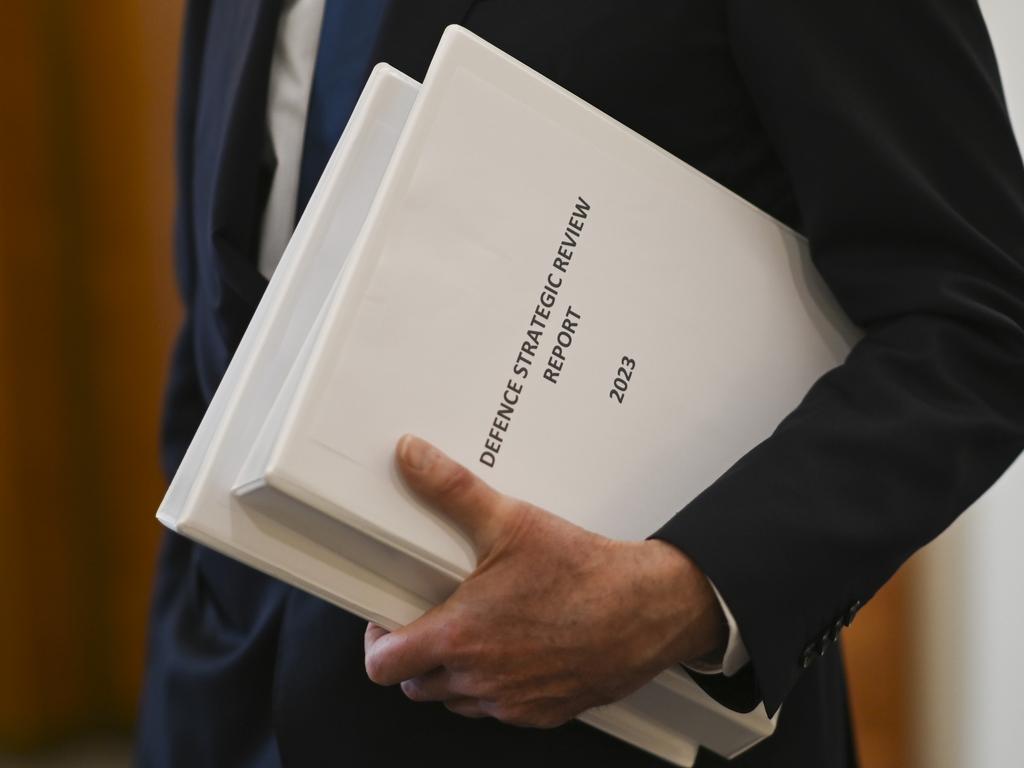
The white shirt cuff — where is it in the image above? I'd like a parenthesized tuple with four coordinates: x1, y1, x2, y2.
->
(683, 579, 750, 677)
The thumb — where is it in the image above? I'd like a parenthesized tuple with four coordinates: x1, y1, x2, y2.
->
(395, 434, 509, 554)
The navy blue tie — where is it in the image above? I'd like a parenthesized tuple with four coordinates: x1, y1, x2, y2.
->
(295, 0, 392, 222)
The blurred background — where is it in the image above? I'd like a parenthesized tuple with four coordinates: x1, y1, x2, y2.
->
(0, 2, 1020, 766)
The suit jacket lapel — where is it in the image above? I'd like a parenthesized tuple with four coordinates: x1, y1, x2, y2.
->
(193, 0, 280, 316)
(192, 0, 479, 323)
(371, 0, 481, 81)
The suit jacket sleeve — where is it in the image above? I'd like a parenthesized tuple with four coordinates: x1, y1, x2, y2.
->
(653, 0, 1024, 716)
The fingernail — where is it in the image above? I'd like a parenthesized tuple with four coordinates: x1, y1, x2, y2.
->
(399, 434, 434, 471)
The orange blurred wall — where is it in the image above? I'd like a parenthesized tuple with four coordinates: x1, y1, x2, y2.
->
(0, 1, 184, 748)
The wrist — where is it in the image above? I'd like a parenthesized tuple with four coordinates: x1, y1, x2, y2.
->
(641, 540, 728, 666)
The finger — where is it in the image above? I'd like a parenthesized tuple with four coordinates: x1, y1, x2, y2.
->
(364, 622, 389, 656)
(395, 434, 509, 553)
(444, 698, 488, 719)
(364, 606, 451, 686)
(400, 667, 462, 703)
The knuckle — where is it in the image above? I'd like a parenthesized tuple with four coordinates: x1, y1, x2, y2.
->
(466, 674, 496, 700)
(436, 619, 469, 659)
(364, 652, 386, 685)
(436, 462, 475, 502)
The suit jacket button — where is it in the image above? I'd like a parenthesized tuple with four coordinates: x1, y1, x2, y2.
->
(800, 646, 816, 668)
(829, 617, 844, 643)
(845, 600, 863, 626)
(816, 631, 830, 656)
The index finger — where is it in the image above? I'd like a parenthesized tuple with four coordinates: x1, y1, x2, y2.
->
(364, 607, 451, 686)
(364, 622, 389, 656)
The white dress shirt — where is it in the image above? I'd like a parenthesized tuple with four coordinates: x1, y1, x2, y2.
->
(258, 0, 326, 278)
(258, 0, 750, 678)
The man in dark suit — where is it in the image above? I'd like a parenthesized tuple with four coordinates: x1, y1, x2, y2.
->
(138, 1, 1024, 765)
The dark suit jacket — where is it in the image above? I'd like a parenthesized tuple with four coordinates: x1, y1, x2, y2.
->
(137, 1, 1024, 765)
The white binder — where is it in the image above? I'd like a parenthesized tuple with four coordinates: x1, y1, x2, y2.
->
(159, 26, 860, 766)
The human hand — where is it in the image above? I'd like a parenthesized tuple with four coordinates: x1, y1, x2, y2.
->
(364, 434, 726, 728)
